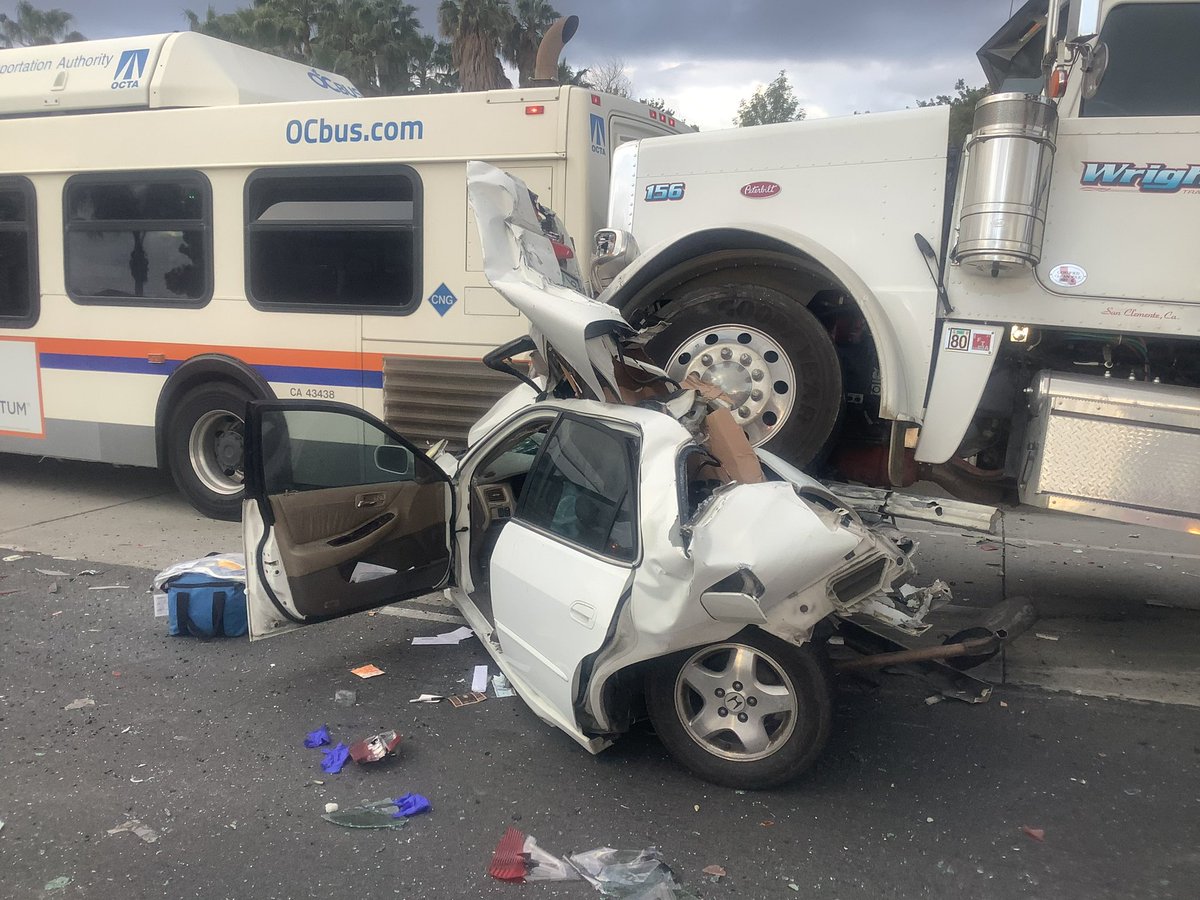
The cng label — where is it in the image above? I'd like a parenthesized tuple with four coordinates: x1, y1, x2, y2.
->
(427, 283, 458, 317)
(112, 48, 149, 90)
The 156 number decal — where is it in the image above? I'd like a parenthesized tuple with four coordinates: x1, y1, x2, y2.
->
(644, 182, 685, 202)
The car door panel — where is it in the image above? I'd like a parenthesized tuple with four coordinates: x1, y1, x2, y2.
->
(486, 413, 639, 732)
(243, 401, 452, 640)
(491, 522, 632, 718)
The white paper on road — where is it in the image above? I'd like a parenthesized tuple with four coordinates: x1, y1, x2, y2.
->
(471, 665, 489, 692)
(153, 594, 168, 618)
(411, 625, 475, 646)
(350, 562, 398, 583)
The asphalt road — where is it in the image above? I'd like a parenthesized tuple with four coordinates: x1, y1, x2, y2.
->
(2, 455, 1200, 898)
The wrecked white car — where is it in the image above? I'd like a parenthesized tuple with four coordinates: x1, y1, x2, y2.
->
(241, 163, 1020, 789)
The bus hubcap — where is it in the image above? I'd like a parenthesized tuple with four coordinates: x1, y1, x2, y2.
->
(189, 409, 245, 496)
(665, 324, 796, 446)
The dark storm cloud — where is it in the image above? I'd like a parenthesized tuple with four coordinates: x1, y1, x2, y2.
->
(5, 1, 1009, 67)
(562, 0, 1009, 68)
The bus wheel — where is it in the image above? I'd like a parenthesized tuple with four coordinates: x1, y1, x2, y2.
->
(647, 282, 842, 468)
(166, 383, 252, 521)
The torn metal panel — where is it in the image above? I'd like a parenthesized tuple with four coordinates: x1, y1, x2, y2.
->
(466, 161, 633, 402)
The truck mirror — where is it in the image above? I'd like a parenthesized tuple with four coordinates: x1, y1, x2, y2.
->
(1081, 41, 1109, 99)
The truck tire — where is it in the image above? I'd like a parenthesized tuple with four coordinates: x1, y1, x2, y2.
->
(165, 382, 252, 521)
(645, 630, 833, 789)
(646, 283, 842, 468)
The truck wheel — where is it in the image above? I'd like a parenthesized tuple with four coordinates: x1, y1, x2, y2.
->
(166, 383, 252, 521)
(647, 283, 841, 468)
(645, 630, 833, 789)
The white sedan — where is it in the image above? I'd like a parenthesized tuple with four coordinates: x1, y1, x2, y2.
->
(240, 164, 962, 789)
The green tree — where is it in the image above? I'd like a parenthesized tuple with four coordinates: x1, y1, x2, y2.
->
(409, 33, 459, 93)
(917, 78, 990, 148)
(437, 0, 514, 92)
(735, 70, 804, 127)
(557, 59, 589, 86)
(506, 0, 558, 87)
(0, 0, 85, 48)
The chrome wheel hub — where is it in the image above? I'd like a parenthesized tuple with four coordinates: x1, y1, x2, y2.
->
(189, 409, 245, 496)
(665, 324, 796, 446)
(674, 642, 798, 762)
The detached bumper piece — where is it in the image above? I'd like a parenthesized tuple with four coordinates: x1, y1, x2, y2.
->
(833, 596, 1037, 703)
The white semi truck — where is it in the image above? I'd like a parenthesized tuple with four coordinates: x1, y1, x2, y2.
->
(590, 0, 1200, 534)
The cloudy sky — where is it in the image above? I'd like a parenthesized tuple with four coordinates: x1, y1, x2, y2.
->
(0, 1, 1019, 129)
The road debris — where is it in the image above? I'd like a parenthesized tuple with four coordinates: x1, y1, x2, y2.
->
(1021, 825, 1045, 842)
(1034, 633, 1060, 641)
(3, 554, 26, 562)
(449, 691, 487, 708)
(350, 663, 385, 679)
(48, 581, 58, 594)
(393, 792, 431, 818)
(89, 585, 130, 591)
(321, 799, 410, 829)
(107, 819, 160, 844)
(34, 568, 70, 577)
(303, 726, 331, 748)
(64, 698, 95, 711)
(43, 877, 72, 891)
(411, 625, 475, 645)
(409, 693, 444, 704)
(569, 846, 691, 896)
(703, 864, 727, 881)
(324, 802, 339, 814)
(348, 729, 402, 764)
(77, 569, 100, 576)
(924, 694, 943, 706)
(471, 664, 489, 692)
(492, 674, 515, 698)
(321, 743, 350, 774)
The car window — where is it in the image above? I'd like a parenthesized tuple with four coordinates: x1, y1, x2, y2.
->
(260, 407, 435, 493)
(517, 416, 638, 561)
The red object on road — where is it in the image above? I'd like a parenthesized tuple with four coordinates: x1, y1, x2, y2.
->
(488, 826, 528, 881)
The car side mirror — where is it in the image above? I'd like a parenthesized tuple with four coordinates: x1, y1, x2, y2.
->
(590, 228, 638, 293)
(375, 444, 414, 478)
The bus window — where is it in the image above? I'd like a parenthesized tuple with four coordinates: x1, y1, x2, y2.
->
(0, 177, 37, 326)
(245, 165, 421, 314)
(64, 171, 211, 305)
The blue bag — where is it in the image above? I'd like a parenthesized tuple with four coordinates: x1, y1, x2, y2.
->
(166, 571, 248, 638)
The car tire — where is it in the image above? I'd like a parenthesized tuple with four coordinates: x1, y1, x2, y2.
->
(645, 283, 842, 468)
(165, 382, 253, 521)
(645, 629, 833, 789)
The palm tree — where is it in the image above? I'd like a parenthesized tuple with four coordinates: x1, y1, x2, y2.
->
(409, 34, 459, 94)
(506, 0, 558, 88)
(437, 0, 514, 92)
(0, 1, 85, 48)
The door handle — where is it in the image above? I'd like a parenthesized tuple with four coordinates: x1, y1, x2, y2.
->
(356, 492, 386, 508)
(569, 602, 596, 628)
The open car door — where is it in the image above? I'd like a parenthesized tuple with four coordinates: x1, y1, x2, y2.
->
(241, 400, 453, 641)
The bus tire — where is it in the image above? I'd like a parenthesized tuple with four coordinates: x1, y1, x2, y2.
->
(166, 382, 253, 521)
(646, 282, 842, 468)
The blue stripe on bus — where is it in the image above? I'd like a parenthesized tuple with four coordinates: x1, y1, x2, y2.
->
(39, 354, 384, 389)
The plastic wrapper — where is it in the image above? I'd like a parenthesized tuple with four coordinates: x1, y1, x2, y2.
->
(566, 848, 696, 898)
(523, 836, 579, 882)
